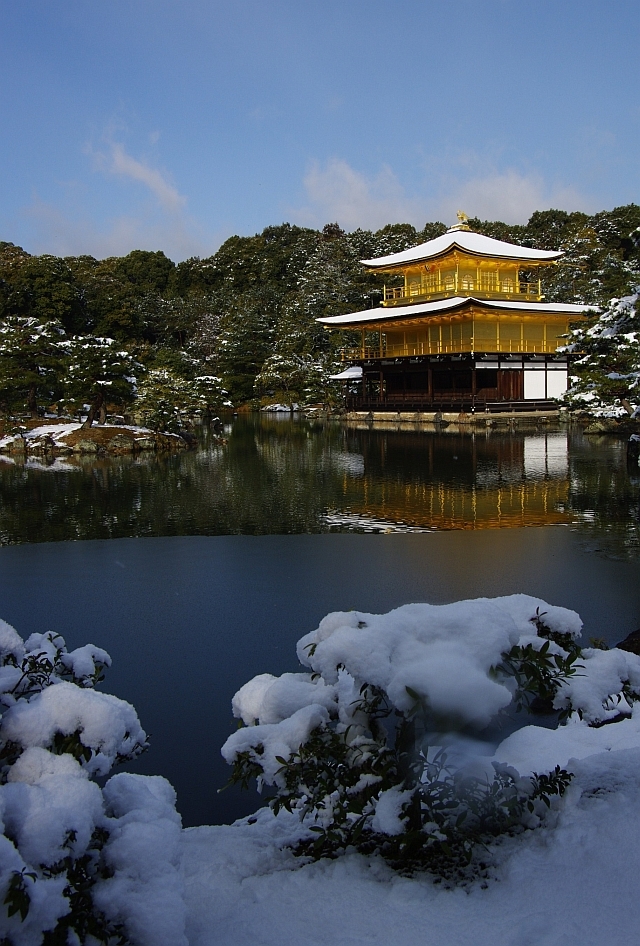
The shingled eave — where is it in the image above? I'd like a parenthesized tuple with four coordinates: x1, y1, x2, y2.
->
(317, 297, 595, 328)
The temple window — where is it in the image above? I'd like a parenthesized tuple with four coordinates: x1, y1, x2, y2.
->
(461, 274, 474, 291)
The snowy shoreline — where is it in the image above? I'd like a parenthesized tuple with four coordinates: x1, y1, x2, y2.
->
(0, 421, 189, 460)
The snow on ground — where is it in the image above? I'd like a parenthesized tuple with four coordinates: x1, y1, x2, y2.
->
(182, 744, 640, 946)
(0, 422, 157, 450)
(0, 423, 81, 449)
(260, 404, 299, 412)
(3, 599, 640, 944)
(182, 747, 640, 946)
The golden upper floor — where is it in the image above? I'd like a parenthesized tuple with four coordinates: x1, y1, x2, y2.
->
(381, 256, 544, 305)
(360, 219, 562, 307)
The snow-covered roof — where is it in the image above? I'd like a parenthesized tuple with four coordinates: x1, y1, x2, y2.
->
(329, 366, 363, 380)
(318, 297, 593, 327)
(361, 228, 563, 269)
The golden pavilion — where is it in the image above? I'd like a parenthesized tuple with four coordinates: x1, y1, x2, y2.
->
(320, 214, 591, 411)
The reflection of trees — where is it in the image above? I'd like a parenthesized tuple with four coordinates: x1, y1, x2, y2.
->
(0, 421, 348, 543)
(0, 419, 637, 548)
(566, 432, 640, 557)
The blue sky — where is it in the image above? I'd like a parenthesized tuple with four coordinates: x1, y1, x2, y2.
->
(1, 0, 638, 260)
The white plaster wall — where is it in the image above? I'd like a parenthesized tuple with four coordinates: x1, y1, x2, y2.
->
(546, 369, 568, 399)
(524, 369, 546, 399)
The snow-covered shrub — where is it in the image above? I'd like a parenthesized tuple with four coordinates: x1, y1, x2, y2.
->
(0, 619, 187, 946)
(223, 595, 640, 878)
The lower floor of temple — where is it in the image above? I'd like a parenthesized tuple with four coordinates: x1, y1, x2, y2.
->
(345, 353, 569, 413)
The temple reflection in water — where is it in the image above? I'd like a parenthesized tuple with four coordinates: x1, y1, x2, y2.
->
(322, 427, 570, 531)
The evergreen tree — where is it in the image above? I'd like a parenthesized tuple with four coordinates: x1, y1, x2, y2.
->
(215, 291, 277, 404)
(0, 250, 85, 334)
(0, 316, 67, 415)
(61, 336, 139, 427)
(562, 292, 640, 416)
(134, 366, 230, 432)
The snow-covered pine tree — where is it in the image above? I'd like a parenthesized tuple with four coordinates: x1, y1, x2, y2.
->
(0, 316, 67, 416)
(61, 336, 139, 427)
(562, 292, 640, 417)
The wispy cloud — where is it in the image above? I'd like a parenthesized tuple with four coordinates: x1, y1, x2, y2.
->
(291, 159, 419, 231)
(86, 138, 185, 213)
(291, 157, 595, 232)
(17, 131, 228, 261)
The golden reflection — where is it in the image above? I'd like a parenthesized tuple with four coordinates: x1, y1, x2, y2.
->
(329, 479, 569, 531)
(325, 430, 571, 531)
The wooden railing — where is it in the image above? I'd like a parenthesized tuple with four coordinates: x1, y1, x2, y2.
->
(341, 338, 560, 360)
(382, 280, 542, 306)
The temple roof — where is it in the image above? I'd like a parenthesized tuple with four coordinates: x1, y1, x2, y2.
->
(318, 297, 592, 327)
(360, 228, 563, 269)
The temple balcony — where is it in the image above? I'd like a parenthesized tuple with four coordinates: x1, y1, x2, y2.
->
(382, 278, 542, 306)
(340, 337, 562, 361)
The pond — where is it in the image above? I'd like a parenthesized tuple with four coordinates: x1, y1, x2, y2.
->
(0, 415, 639, 826)
(0, 414, 639, 549)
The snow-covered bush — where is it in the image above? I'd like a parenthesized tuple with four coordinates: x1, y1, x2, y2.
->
(223, 595, 640, 878)
(0, 619, 187, 946)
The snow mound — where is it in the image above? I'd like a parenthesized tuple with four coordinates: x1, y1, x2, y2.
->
(232, 672, 337, 725)
(295, 595, 581, 727)
(222, 704, 331, 784)
(2, 681, 147, 777)
(0, 617, 186, 946)
(95, 774, 187, 946)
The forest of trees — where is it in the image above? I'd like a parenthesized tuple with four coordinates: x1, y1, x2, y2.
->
(1, 205, 639, 426)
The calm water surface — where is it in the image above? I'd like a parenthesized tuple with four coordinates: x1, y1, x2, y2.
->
(0, 414, 638, 551)
(0, 416, 639, 826)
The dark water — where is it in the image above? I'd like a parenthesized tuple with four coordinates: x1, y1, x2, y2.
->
(0, 416, 639, 827)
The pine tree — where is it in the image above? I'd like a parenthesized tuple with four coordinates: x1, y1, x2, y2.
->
(562, 292, 640, 416)
(0, 316, 67, 415)
(61, 336, 139, 427)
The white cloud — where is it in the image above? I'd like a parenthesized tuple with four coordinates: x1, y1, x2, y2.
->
(291, 159, 420, 231)
(291, 158, 595, 232)
(433, 170, 593, 225)
(87, 139, 185, 213)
